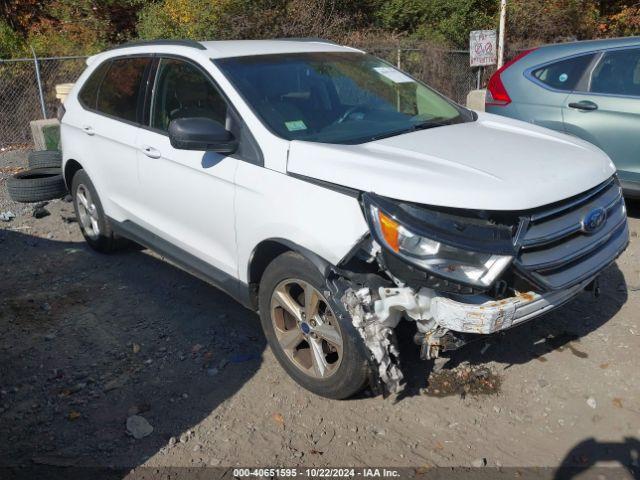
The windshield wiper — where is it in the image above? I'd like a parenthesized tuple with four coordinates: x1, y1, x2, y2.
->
(411, 117, 456, 130)
(368, 119, 452, 142)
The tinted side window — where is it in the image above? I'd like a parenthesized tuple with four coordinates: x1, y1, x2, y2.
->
(532, 54, 594, 91)
(590, 48, 640, 96)
(151, 58, 227, 132)
(96, 57, 151, 122)
(78, 61, 110, 109)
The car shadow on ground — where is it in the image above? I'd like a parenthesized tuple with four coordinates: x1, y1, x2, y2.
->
(0, 229, 266, 470)
(554, 436, 640, 479)
(396, 262, 628, 397)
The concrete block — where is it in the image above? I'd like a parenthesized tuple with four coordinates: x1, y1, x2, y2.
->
(466, 89, 486, 112)
(30, 118, 60, 151)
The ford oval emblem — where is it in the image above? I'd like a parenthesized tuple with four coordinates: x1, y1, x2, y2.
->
(581, 207, 607, 234)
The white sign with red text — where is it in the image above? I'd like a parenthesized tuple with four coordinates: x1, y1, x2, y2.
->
(470, 30, 497, 67)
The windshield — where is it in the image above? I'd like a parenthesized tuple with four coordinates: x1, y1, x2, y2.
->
(214, 52, 471, 144)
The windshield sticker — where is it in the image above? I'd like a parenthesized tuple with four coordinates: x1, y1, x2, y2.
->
(285, 120, 307, 131)
(558, 73, 568, 83)
(374, 67, 414, 84)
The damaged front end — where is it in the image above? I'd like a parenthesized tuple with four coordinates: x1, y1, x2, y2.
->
(329, 178, 629, 396)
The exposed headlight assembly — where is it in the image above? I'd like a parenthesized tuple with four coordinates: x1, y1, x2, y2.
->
(363, 193, 515, 290)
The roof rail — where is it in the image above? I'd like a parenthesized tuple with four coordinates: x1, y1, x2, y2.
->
(273, 37, 338, 45)
(107, 39, 206, 51)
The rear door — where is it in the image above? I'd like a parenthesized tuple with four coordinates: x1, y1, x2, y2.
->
(563, 47, 640, 186)
(76, 56, 153, 219)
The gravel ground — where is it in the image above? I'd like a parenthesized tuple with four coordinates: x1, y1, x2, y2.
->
(1, 150, 639, 477)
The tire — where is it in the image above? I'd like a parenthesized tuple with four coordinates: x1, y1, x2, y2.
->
(259, 251, 371, 399)
(6, 168, 67, 203)
(28, 150, 62, 169)
(70, 169, 121, 253)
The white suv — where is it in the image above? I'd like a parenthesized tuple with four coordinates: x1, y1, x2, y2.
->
(60, 39, 629, 399)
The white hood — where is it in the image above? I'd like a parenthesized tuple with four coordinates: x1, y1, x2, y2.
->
(286, 112, 616, 211)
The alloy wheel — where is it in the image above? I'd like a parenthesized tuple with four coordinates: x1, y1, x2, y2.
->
(75, 184, 100, 240)
(270, 279, 343, 379)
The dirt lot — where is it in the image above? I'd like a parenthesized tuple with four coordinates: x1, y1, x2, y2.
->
(1, 150, 639, 477)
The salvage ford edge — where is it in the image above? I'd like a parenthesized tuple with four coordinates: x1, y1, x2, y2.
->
(59, 39, 629, 399)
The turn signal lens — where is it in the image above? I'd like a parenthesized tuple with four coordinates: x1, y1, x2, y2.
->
(378, 210, 400, 252)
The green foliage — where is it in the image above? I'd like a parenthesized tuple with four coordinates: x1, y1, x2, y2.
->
(137, 0, 272, 40)
(601, 5, 640, 37)
(376, 0, 498, 47)
(0, 20, 26, 58)
(137, 0, 370, 41)
(2, 0, 640, 57)
(508, 0, 599, 45)
(1, 0, 142, 56)
(28, 0, 144, 54)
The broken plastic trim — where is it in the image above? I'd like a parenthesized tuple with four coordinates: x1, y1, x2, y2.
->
(341, 287, 404, 397)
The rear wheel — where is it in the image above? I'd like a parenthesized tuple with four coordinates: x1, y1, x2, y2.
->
(71, 169, 121, 253)
(259, 252, 370, 399)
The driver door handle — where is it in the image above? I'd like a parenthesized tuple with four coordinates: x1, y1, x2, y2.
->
(568, 100, 598, 111)
(141, 145, 161, 159)
(82, 125, 94, 135)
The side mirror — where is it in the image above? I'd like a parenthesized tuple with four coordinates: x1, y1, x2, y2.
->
(168, 117, 238, 154)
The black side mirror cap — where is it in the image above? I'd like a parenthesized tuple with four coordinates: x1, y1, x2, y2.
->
(168, 117, 238, 154)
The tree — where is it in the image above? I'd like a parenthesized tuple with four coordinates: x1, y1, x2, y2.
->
(137, 0, 271, 40)
(137, 0, 372, 41)
(0, 0, 143, 55)
(599, 4, 640, 37)
(0, 19, 26, 57)
(0, 0, 48, 35)
(3, 0, 640, 57)
(375, 0, 498, 47)
(507, 0, 599, 49)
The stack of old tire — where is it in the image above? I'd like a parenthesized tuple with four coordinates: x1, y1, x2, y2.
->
(6, 150, 67, 203)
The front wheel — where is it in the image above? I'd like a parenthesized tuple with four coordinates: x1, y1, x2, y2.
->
(259, 252, 371, 399)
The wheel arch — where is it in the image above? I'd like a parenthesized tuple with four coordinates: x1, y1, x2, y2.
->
(247, 238, 333, 309)
(63, 159, 84, 191)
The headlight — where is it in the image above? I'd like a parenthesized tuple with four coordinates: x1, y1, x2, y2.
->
(368, 204, 513, 288)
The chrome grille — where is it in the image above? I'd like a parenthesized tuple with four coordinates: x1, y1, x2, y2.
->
(515, 177, 629, 290)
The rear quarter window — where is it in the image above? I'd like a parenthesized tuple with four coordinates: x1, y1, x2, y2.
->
(78, 61, 110, 109)
(531, 54, 595, 91)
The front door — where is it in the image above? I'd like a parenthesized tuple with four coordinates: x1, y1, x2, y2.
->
(135, 57, 238, 279)
(563, 47, 640, 189)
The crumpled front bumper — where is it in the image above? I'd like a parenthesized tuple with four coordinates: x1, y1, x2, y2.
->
(428, 278, 592, 334)
(341, 274, 594, 396)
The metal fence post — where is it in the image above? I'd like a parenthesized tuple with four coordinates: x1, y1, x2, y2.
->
(30, 46, 47, 119)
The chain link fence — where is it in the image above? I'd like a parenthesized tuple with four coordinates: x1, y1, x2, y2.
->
(0, 46, 492, 150)
(0, 55, 87, 149)
(362, 44, 495, 104)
